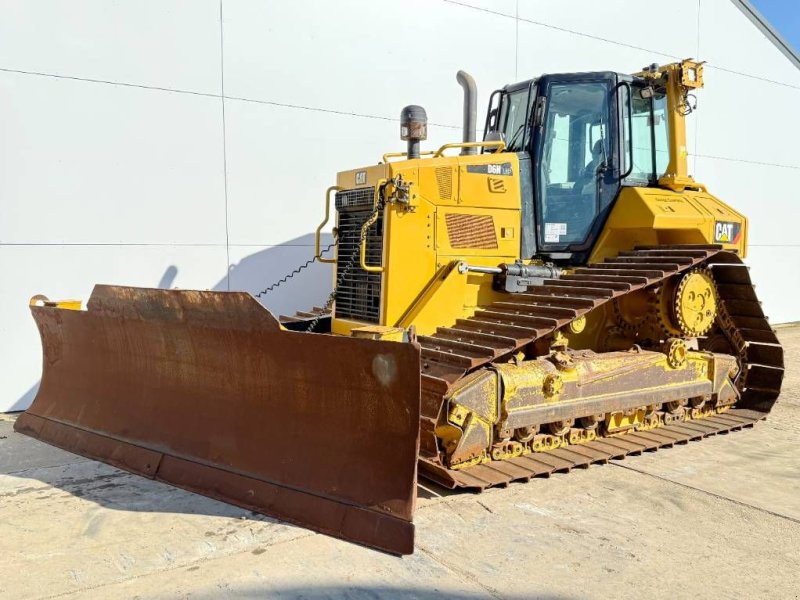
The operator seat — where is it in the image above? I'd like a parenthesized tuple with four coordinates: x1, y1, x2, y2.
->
(570, 138, 604, 242)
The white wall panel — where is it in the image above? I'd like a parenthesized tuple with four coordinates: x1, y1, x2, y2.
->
(221, 0, 516, 126)
(516, 19, 664, 80)
(697, 66, 800, 168)
(0, 72, 227, 245)
(694, 154, 798, 323)
(699, 0, 800, 86)
(223, 98, 457, 247)
(227, 240, 334, 319)
(0, 0, 221, 94)
(745, 246, 800, 325)
(519, 0, 700, 61)
(0, 244, 228, 411)
(445, 0, 516, 18)
(694, 156, 798, 246)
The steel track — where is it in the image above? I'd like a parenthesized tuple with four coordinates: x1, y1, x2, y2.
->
(419, 408, 766, 489)
(415, 245, 785, 489)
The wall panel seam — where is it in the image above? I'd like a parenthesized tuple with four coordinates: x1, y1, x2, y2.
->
(0, 243, 231, 247)
(0, 67, 461, 129)
(220, 0, 231, 290)
(443, 0, 800, 91)
(692, 154, 800, 170)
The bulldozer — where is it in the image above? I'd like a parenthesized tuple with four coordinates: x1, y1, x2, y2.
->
(16, 59, 784, 555)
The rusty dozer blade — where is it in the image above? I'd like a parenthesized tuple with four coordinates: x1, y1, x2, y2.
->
(15, 285, 421, 555)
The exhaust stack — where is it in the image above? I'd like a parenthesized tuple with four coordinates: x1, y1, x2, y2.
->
(456, 70, 477, 155)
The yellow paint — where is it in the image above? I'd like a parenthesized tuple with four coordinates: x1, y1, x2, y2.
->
(674, 270, 718, 335)
(314, 186, 342, 264)
(359, 180, 387, 273)
(588, 186, 748, 263)
(432, 140, 505, 157)
(437, 347, 732, 466)
(605, 408, 646, 434)
(29, 295, 81, 310)
(568, 316, 587, 334)
(332, 152, 521, 335)
(636, 59, 705, 191)
(324, 60, 745, 339)
(392, 261, 470, 333)
(350, 325, 405, 341)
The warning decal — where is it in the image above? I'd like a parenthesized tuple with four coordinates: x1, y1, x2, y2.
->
(544, 222, 567, 243)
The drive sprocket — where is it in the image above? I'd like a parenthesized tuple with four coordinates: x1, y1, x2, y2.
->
(672, 268, 718, 336)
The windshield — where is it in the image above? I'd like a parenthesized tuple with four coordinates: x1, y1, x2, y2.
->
(537, 81, 610, 246)
(499, 88, 532, 151)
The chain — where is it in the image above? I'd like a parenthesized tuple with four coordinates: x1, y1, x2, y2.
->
(306, 194, 385, 332)
(254, 243, 335, 298)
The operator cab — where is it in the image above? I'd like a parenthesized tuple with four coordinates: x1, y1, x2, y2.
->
(485, 71, 671, 264)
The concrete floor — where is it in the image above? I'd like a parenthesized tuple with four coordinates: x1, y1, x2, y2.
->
(1, 328, 798, 599)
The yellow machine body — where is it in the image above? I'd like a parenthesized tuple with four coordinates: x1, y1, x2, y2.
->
(333, 152, 523, 336)
(330, 122, 746, 336)
(588, 185, 747, 263)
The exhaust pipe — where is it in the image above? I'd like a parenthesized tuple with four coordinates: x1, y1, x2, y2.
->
(456, 70, 477, 155)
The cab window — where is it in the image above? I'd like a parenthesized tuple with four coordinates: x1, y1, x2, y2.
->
(538, 81, 610, 246)
(623, 85, 670, 182)
(499, 88, 533, 151)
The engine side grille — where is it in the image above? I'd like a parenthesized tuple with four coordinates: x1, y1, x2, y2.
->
(435, 167, 453, 200)
(335, 187, 375, 210)
(445, 213, 498, 249)
(334, 207, 384, 323)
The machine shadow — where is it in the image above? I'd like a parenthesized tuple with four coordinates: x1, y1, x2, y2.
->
(2, 420, 295, 522)
(192, 586, 570, 599)
(214, 232, 336, 319)
(8, 382, 39, 412)
(9, 233, 334, 412)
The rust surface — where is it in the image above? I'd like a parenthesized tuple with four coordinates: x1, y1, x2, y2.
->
(16, 285, 422, 555)
(419, 408, 766, 490)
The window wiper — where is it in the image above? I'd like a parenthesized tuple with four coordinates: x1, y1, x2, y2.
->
(506, 122, 527, 150)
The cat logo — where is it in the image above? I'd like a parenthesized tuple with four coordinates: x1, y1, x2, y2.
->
(714, 221, 742, 244)
(355, 170, 367, 186)
(488, 177, 506, 193)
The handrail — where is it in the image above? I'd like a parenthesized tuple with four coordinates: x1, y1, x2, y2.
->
(618, 81, 634, 179)
(359, 179, 387, 273)
(382, 150, 435, 163)
(315, 185, 342, 264)
(432, 140, 505, 158)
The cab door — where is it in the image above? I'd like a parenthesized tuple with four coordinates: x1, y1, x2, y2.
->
(530, 73, 621, 261)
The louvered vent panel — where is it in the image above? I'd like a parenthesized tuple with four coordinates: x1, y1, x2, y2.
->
(435, 167, 453, 200)
(445, 214, 498, 249)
